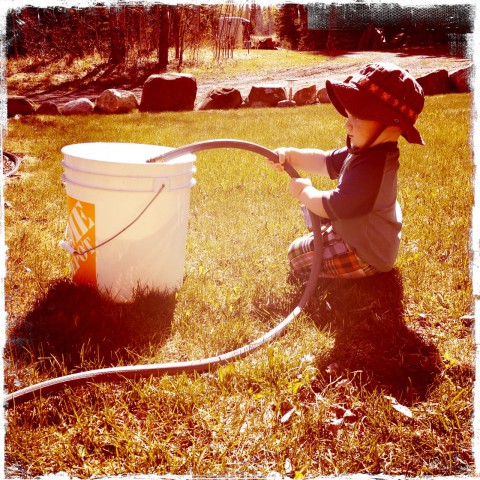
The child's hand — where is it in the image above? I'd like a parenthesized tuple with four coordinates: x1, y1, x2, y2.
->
(289, 177, 313, 200)
(270, 147, 291, 172)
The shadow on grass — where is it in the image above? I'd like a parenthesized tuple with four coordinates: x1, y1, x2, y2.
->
(7, 278, 177, 372)
(24, 61, 160, 97)
(305, 268, 442, 403)
(6, 270, 441, 404)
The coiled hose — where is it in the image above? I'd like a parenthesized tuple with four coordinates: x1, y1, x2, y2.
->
(5, 139, 324, 409)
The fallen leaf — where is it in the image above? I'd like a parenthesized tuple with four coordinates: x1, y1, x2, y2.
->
(384, 395, 413, 418)
(280, 408, 296, 424)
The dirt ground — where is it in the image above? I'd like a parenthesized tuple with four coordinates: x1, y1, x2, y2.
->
(22, 50, 472, 109)
(195, 50, 472, 106)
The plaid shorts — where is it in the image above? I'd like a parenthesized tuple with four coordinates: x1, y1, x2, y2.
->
(287, 225, 378, 279)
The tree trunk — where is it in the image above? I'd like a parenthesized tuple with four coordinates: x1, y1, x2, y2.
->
(157, 4, 169, 70)
(172, 6, 181, 60)
(109, 6, 126, 64)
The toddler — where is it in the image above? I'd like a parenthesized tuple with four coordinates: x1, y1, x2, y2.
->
(271, 63, 425, 279)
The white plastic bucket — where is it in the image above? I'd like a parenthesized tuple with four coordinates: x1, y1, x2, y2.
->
(61, 142, 196, 302)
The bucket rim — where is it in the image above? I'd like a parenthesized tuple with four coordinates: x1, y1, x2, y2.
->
(61, 142, 196, 165)
(61, 159, 196, 178)
(62, 173, 196, 193)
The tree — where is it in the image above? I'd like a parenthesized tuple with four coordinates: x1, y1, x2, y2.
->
(157, 4, 169, 70)
(275, 4, 302, 49)
(109, 6, 126, 64)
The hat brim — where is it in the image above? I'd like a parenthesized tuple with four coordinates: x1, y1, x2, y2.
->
(326, 79, 424, 145)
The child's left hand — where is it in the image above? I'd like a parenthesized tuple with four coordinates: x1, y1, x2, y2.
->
(289, 177, 312, 200)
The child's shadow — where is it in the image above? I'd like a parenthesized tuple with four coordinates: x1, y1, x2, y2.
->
(305, 269, 442, 403)
(6, 279, 176, 374)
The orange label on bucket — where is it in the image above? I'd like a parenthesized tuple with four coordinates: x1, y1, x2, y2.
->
(67, 196, 96, 286)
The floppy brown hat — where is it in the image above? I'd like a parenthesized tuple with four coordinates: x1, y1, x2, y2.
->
(326, 63, 425, 145)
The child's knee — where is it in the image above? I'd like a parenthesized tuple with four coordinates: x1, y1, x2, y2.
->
(287, 233, 315, 271)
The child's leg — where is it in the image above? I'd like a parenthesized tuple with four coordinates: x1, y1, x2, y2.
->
(287, 226, 378, 279)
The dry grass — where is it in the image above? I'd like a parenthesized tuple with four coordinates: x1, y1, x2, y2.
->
(6, 48, 330, 97)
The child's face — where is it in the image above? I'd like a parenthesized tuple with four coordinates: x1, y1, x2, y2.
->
(344, 110, 385, 150)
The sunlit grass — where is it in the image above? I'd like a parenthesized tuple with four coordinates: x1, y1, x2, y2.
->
(181, 49, 331, 81)
(3, 94, 474, 477)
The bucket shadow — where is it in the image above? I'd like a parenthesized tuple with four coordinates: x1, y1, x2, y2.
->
(302, 269, 442, 403)
(6, 278, 177, 372)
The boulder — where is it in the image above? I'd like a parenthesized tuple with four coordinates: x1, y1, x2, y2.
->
(8, 95, 36, 117)
(140, 73, 197, 112)
(36, 101, 60, 115)
(449, 65, 472, 93)
(416, 69, 451, 95)
(247, 85, 287, 107)
(277, 100, 297, 108)
(198, 87, 243, 110)
(62, 98, 95, 115)
(95, 89, 138, 114)
(293, 85, 317, 106)
(317, 87, 331, 104)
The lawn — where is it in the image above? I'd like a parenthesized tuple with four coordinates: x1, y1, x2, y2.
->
(3, 94, 474, 478)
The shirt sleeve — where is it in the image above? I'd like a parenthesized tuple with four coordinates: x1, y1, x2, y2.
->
(325, 147, 349, 179)
(322, 150, 386, 220)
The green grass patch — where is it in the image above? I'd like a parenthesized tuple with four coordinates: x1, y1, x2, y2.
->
(4, 94, 474, 477)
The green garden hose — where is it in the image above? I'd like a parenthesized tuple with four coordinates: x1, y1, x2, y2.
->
(5, 139, 324, 409)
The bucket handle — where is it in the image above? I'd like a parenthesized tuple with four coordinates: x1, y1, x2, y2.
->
(60, 183, 166, 256)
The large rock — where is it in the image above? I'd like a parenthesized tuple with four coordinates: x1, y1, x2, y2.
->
(293, 85, 317, 106)
(8, 95, 36, 117)
(416, 69, 451, 95)
(277, 100, 297, 108)
(140, 73, 197, 112)
(62, 98, 95, 115)
(36, 101, 60, 115)
(247, 85, 287, 107)
(317, 87, 331, 104)
(449, 65, 472, 93)
(198, 87, 243, 110)
(95, 89, 138, 114)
